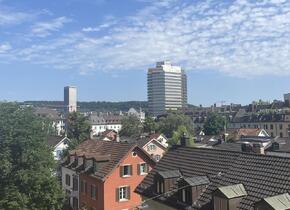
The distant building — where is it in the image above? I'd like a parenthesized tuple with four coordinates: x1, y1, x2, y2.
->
(89, 113, 123, 138)
(127, 107, 145, 122)
(148, 61, 187, 116)
(47, 136, 70, 161)
(284, 93, 290, 107)
(34, 107, 65, 136)
(64, 86, 77, 114)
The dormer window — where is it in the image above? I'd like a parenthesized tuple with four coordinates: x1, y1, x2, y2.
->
(213, 184, 247, 210)
(155, 170, 181, 194)
(254, 193, 290, 210)
(178, 176, 210, 205)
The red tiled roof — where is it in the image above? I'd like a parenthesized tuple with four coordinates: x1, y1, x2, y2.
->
(68, 140, 154, 180)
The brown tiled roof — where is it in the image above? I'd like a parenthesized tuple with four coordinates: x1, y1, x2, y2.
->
(225, 128, 265, 140)
(136, 146, 290, 210)
(136, 137, 167, 150)
(68, 140, 154, 180)
(47, 136, 68, 147)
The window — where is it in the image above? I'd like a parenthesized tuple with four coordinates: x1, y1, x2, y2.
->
(56, 150, 62, 158)
(91, 185, 97, 200)
(72, 198, 78, 209)
(156, 180, 164, 194)
(73, 177, 78, 191)
(120, 165, 132, 177)
(65, 174, 71, 186)
(118, 186, 130, 201)
(80, 180, 84, 193)
(84, 181, 87, 194)
(139, 163, 148, 175)
(280, 132, 283, 138)
(270, 124, 274, 129)
(148, 144, 156, 151)
(155, 155, 161, 161)
(280, 124, 283, 130)
(132, 151, 137, 157)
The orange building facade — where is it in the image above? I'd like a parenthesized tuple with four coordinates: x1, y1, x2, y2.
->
(78, 144, 155, 210)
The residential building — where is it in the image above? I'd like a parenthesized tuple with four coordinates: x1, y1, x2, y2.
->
(148, 61, 187, 116)
(99, 129, 118, 141)
(62, 140, 156, 210)
(229, 113, 290, 138)
(148, 133, 169, 148)
(34, 107, 65, 136)
(128, 107, 146, 122)
(136, 140, 290, 210)
(47, 136, 70, 161)
(137, 137, 167, 162)
(64, 86, 77, 114)
(62, 155, 80, 209)
(89, 113, 122, 137)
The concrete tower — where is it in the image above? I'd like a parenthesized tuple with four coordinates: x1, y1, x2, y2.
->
(147, 61, 187, 116)
(64, 86, 77, 114)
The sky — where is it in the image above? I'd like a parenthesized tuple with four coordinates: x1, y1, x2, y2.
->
(1, 0, 290, 106)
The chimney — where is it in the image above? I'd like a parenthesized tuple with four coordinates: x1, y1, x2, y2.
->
(180, 133, 190, 147)
(116, 133, 120, 142)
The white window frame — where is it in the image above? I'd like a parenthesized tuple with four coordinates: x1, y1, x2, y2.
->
(139, 162, 148, 175)
(119, 186, 129, 201)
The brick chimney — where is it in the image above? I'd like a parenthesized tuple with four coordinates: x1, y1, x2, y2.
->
(180, 133, 190, 147)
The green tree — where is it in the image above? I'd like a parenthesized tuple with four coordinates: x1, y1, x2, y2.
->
(203, 113, 227, 135)
(143, 117, 157, 133)
(0, 103, 64, 210)
(157, 113, 194, 138)
(170, 125, 194, 147)
(119, 115, 142, 137)
(66, 112, 91, 144)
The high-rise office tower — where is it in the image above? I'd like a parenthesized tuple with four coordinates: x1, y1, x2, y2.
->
(148, 61, 187, 116)
(64, 86, 77, 114)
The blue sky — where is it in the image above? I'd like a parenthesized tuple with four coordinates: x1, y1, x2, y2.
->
(1, 0, 290, 106)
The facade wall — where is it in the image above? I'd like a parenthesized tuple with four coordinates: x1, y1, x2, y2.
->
(79, 174, 104, 210)
(143, 142, 166, 161)
(103, 148, 155, 210)
(229, 122, 290, 138)
(62, 167, 79, 209)
(91, 124, 122, 136)
(64, 86, 77, 113)
(53, 140, 69, 160)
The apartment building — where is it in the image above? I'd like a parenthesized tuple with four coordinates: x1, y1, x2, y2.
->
(61, 140, 155, 210)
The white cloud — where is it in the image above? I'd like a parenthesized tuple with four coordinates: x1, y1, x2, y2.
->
(31, 16, 71, 37)
(0, 42, 11, 53)
(0, 7, 32, 26)
(3, 0, 290, 77)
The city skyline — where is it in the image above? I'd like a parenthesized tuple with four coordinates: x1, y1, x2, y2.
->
(1, 0, 290, 105)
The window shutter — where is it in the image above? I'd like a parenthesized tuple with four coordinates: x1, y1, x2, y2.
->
(127, 186, 131, 200)
(145, 163, 149, 173)
(116, 188, 120, 201)
(137, 164, 140, 175)
(120, 166, 124, 177)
